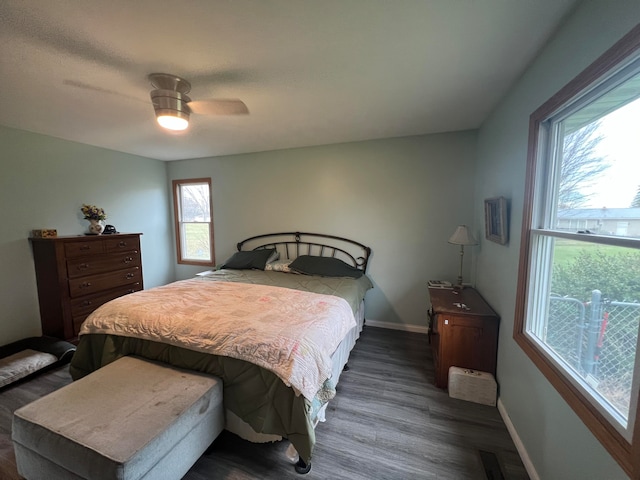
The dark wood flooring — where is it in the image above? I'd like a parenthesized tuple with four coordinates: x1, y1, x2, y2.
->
(0, 327, 529, 479)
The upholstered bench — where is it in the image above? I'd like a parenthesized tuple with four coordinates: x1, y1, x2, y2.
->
(12, 356, 224, 480)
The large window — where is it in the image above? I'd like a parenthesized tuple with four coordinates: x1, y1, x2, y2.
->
(172, 178, 215, 266)
(514, 26, 640, 477)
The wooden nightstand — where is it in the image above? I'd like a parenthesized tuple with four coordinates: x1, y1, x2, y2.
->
(428, 286, 499, 389)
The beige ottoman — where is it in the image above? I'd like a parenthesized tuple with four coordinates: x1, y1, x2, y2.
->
(12, 356, 224, 480)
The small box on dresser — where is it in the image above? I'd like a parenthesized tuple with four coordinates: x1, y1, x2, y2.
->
(448, 366, 497, 406)
(31, 229, 58, 238)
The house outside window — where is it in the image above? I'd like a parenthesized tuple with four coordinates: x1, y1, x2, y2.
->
(514, 26, 640, 477)
(172, 178, 215, 266)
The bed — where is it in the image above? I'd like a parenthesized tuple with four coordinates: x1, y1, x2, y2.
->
(69, 231, 373, 474)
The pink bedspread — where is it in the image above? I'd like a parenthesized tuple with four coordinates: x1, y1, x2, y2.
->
(79, 279, 356, 401)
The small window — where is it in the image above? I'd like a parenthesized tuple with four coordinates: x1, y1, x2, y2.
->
(172, 178, 215, 266)
(515, 26, 640, 476)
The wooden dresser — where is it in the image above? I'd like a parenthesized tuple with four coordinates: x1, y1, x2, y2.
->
(30, 233, 143, 342)
(428, 286, 499, 389)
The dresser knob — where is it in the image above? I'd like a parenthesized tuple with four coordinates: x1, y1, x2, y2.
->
(126, 273, 135, 279)
(118, 241, 127, 247)
(83, 300, 92, 306)
(78, 263, 89, 270)
(80, 282, 92, 289)
(123, 256, 133, 263)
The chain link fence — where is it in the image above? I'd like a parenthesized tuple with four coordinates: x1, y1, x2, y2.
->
(546, 291, 640, 417)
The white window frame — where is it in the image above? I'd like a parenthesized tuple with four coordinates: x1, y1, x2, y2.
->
(514, 25, 640, 478)
(172, 178, 215, 266)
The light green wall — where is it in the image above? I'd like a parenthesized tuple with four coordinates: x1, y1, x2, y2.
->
(0, 124, 477, 342)
(167, 131, 478, 329)
(475, 2, 640, 479)
(0, 125, 174, 345)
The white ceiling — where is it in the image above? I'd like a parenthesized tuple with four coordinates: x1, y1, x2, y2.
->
(0, 0, 578, 161)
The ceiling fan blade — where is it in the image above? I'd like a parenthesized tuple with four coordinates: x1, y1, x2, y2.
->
(63, 79, 122, 96)
(188, 99, 249, 115)
(63, 79, 146, 103)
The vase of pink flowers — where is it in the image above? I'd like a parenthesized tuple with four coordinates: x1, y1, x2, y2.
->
(81, 204, 107, 235)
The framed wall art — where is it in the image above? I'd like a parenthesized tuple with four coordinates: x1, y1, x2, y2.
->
(484, 196, 508, 245)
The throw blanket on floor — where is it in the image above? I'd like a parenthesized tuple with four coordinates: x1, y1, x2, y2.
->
(79, 279, 356, 401)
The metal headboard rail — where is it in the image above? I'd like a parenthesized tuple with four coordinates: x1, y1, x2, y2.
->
(236, 231, 372, 273)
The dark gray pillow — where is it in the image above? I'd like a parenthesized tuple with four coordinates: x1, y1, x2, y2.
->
(289, 255, 363, 278)
(222, 249, 276, 270)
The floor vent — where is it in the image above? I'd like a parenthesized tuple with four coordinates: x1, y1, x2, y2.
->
(479, 450, 505, 480)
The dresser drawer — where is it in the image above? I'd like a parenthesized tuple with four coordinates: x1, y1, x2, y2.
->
(68, 267, 142, 298)
(70, 282, 143, 318)
(103, 236, 140, 253)
(67, 251, 141, 279)
(64, 240, 106, 258)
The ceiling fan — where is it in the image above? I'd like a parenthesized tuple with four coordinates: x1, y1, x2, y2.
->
(148, 73, 249, 131)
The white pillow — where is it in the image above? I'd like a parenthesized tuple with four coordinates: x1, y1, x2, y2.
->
(264, 259, 293, 272)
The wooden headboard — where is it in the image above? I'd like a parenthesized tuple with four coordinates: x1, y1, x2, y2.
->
(237, 231, 372, 273)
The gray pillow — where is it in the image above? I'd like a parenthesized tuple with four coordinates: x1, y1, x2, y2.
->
(222, 249, 277, 270)
(289, 255, 363, 278)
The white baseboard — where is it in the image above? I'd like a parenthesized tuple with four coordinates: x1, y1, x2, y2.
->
(365, 319, 429, 334)
(497, 397, 539, 480)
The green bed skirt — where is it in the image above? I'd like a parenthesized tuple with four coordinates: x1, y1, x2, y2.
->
(69, 333, 319, 463)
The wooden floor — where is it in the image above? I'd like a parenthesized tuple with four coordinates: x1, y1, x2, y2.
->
(0, 327, 529, 479)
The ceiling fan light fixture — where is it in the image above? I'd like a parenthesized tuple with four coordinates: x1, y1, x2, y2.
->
(156, 113, 189, 131)
(150, 88, 191, 131)
(146, 72, 248, 130)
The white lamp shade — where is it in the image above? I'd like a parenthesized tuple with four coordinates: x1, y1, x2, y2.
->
(448, 225, 478, 246)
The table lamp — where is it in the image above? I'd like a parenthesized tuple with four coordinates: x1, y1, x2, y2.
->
(448, 225, 478, 287)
